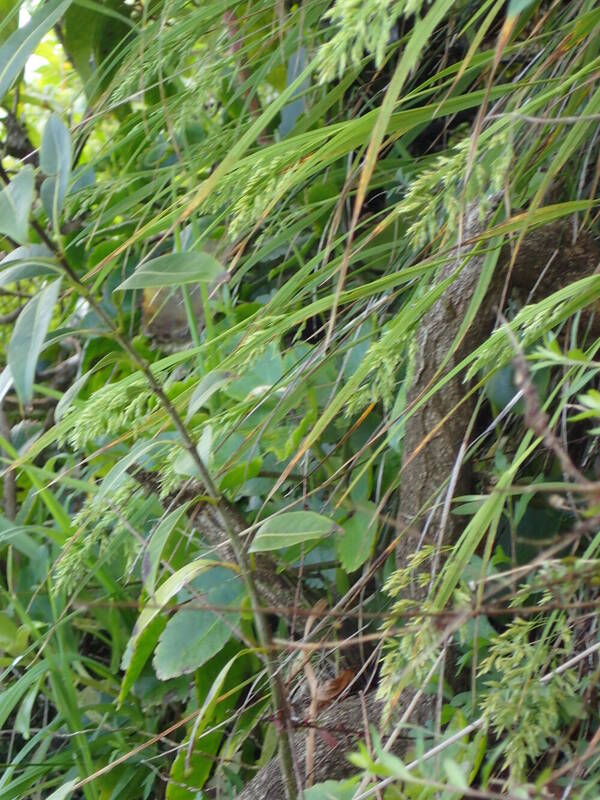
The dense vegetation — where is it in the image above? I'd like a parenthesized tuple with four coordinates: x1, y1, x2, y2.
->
(2, 0, 600, 798)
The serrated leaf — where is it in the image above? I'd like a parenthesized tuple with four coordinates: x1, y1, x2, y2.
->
(0, 167, 34, 243)
(8, 278, 61, 405)
(0, 0, 74, 100)
(249, 511, 337, 552)
(116, 251, 225, 290)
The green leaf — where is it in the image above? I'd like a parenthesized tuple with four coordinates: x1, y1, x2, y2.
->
(443, 758, 468, 789)
(507, 0, 536, 17)
(8, 278, 61, 405)
(41, 114, 72, 177)
(227, 342, 283, 401)
(219, 457, 262, 493)
(0, 244, 59, 287)
(0, 611, 18, 651)
(0, 167, 34, 243)
(116, 251, 225, 290)
(304, 780, 359, 800)
(119, 616, 166, 705)
(97, 439, 166, 498)
(0, 0, 19, 47)
(0, 365, 13, 404)
(14, 683, 40, 739)
(153, 567, 245, 679)
(0, 0, 74, 100)
(45, 778, 78, 800)
(485, 365, 519, 410)
(143, 503, 191, 598)
(279, 46, 308, 138)
(166, 642, 249, 799)
(63, 1, 96, 86)
(337, 503, 377, 572)
(249, 511, 337, 552)
(183, 647, 250, 745)
(119, 558, 229, 703)
(40, 114, 72, 225)
(186, 370, 233, 421)
(173, 428, 212, 478)
(54, 369, 91, 422)
(0, 659, 48, 730)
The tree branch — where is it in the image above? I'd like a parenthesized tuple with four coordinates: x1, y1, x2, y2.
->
(0, 162, 300, 800)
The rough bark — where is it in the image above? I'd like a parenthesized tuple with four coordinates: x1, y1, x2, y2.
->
(238, 690, 434, 800)
(132, 472, 314, 622)
(191, 502, 314, 617)
(396, 216, 600, 581)
(237, 216, 600, 798)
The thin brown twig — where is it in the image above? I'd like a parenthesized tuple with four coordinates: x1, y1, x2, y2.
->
(0, 160, 300, 800)
(0, 304, 25, 324)
(501, 312, 599, 495)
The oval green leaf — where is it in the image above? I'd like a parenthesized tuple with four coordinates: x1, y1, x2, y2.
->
(119, 558, 235, 703)
(116, 251, 225, 290)
(153, 574, 243, 679)
(249, 510, 337, 553)
(336, 502, 378, 573)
